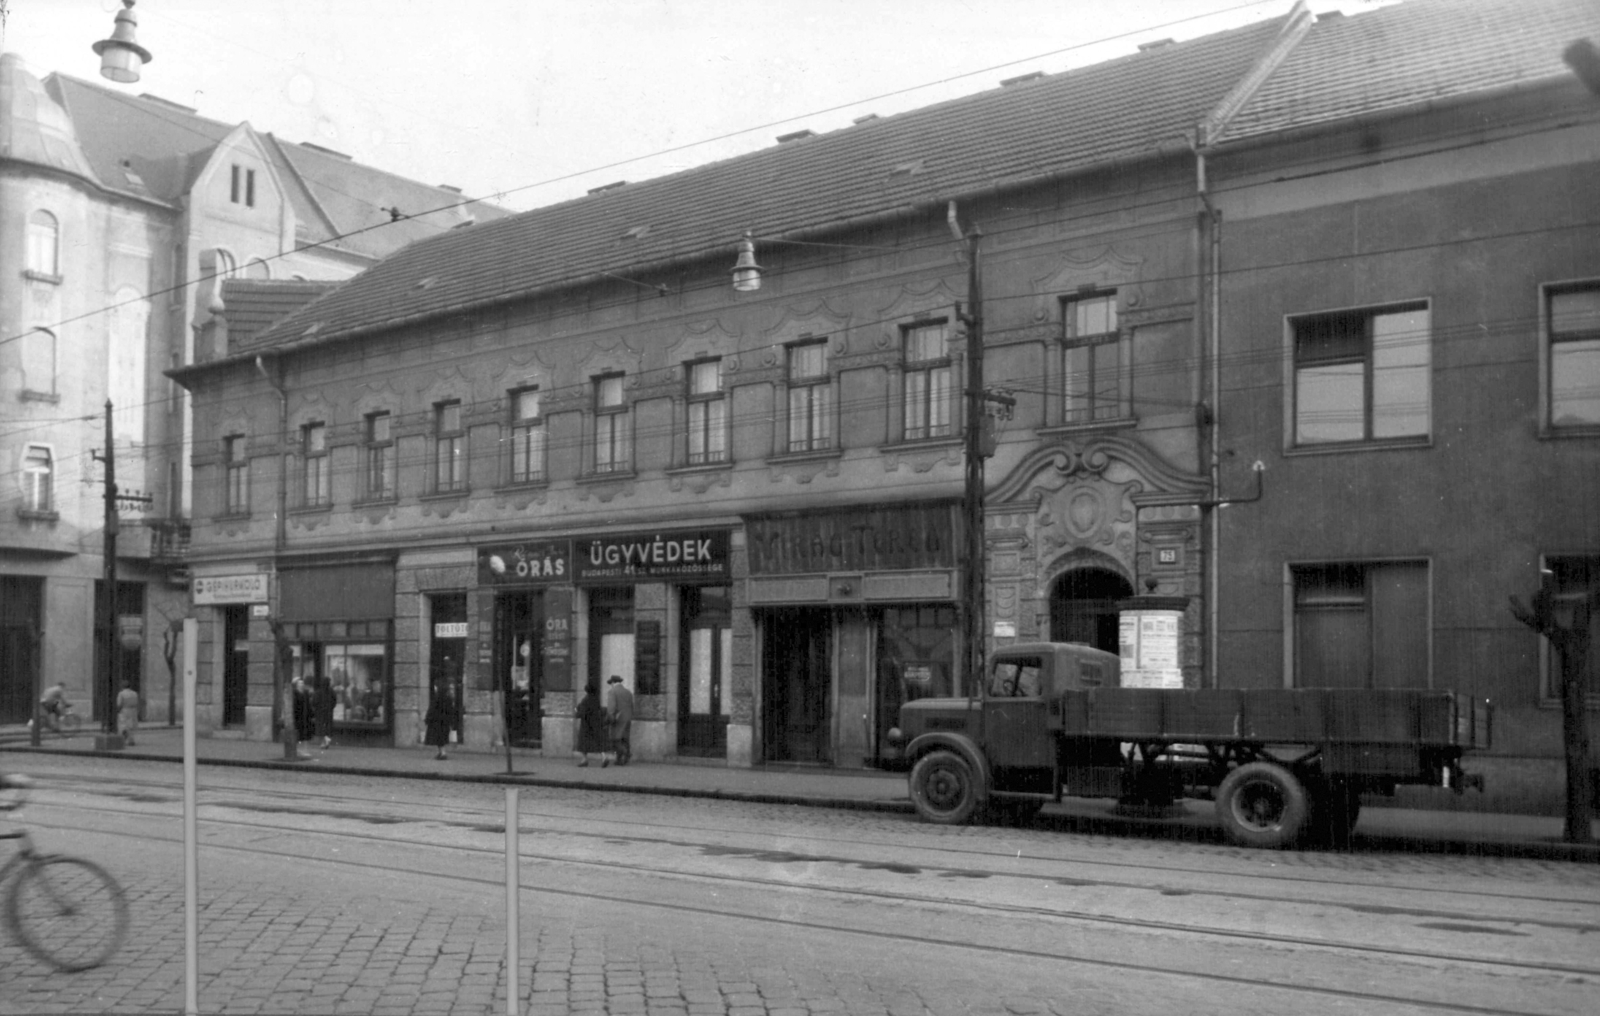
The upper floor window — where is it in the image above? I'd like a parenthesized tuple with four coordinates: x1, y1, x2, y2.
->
(364, 411, 395, 500)
(1292, 303, 1430, 446)
(301, 422, 329, 507)
(224, 435, 248, 515)
(1061, 292, 1124, 424)
(1540, 555, 1599, 703)
(593, 374, 630, 474)
(509, 388, 545, 483)
(1292, 560, 1429, 689)
(435, 400, 466, 492)
(230, 165, 256, 207)
(20, 328, 56, 396)
(902, 322, 952, 441)
(21, 446, 52, 513)
(686, 359, 726, 465)
(786, 341, 832, 453)
(1548, 284, 1600, 430)
(26, 211, 59, 277)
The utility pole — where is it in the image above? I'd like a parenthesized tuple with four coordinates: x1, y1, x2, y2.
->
(959, 225, 987, 696)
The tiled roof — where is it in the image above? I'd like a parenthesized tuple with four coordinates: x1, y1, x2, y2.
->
(248, 13, 1295, 350)
(220, 279, 344, 351)
(1216, 0, 1600, 143)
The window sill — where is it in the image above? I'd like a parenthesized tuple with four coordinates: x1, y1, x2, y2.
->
(20, 389, 60, 404)
(23, 270, 62, 286)
(1038, 417, 1138, 437)
(1285, 437, 1432, 457)
(214, 511, 251, 522)
(1537, 425, 1600, 441)
(578, 469, 636, 484)
(881, 436, 962, 454)
(666, 459, 732, 476)
(352, 495, 398, 509)
(290, 503, 333, 515)
(495, 478, 549, 493)
(769, 447, 841, 465)
(16, 508, 59, 522)
(420, 488, 470, 502)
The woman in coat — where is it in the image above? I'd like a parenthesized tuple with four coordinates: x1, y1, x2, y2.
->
(424, 681, 459, 760)
(575, 674, 608, 767)
(311, 676, 336, 749)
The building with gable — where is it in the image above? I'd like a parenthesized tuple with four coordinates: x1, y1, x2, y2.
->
(170, 1, 1599, 813)
(0, 53, 504, 729)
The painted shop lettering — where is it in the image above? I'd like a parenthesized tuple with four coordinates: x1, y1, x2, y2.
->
(761, 524, 941, 562)
(513, 552, 564, 578)
(588, 538, 713, 567)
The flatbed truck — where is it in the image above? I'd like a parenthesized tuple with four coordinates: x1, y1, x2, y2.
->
(886, 642, 1491, 849)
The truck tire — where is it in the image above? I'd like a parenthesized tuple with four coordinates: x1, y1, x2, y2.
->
(910, 750, 980, 825)
(1215, 761, 1309, 849)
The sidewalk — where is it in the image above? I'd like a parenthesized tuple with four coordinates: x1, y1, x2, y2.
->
(3, 724, 1597, 863)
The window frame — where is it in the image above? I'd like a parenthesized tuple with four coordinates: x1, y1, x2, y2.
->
(1059, 291, 1128, 426)
(21, 445, 53, 514)
(901, 321, 953, 442)
(433, 400, 466, 493)
(592, 374, 631, 475)
(685, 359, 727, 465)
(785, 340, 833, 454)
(223, 435, 249, 515)
(300, 422, 330, 507)
(508, 387, 546, 484)
(363, 411, 395, 501)
(1288, 300, 1432, 449)
(1542, 281, 1600, 434)
(26, 210, 60, 279)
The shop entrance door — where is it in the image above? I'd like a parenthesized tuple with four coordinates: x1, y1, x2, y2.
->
(762, 607, 831, 763)
(222, 605, 249, 727)
(678, 586, 730, 757)
(495, 592, 543, 747)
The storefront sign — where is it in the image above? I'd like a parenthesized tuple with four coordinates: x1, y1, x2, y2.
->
(746, 503, 955, 575)
(572, 529, 730, 583)
(479, 541, 571, 586)
(434, 622, 468, 638)
(192, 573, 269, 605)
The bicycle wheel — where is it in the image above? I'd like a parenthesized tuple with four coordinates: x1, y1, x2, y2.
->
(6, 856, 129, 971)
(59, 712, 82, 733)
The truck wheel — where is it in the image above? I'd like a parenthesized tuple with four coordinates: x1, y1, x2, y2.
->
(910, 750, 980, 825)
(1215, 762, 1309, 849)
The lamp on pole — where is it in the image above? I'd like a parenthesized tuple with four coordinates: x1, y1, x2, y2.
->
(93, 0, 153, 84)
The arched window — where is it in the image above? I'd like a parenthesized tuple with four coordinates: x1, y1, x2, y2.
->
(27, 211, 59, 276)
(21, 328, 57, 395)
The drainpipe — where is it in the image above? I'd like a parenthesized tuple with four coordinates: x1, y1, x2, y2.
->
(1193, 142, 1223, 689)
(255, 355, 297, 759)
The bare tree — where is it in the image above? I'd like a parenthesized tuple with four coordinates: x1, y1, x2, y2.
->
(1509, 585, 1596, 844)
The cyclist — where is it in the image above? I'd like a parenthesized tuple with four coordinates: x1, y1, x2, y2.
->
(36, 683, 68, 733)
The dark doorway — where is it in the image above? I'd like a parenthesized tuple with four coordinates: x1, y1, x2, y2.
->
(1049, 567, 1132, 655)
(678, 585, 731, 758)
(0, 578, 42, 725)
(222, 605, 249, 727)
(494, 591, 543, 748)
(93, 581, 144, 725)
(762, 607, 831, 763)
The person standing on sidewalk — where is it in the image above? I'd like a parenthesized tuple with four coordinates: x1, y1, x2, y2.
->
(424, 680, 459, 761)
(604, 675, 634, 766)
(311, 675, 336, 749)
(115, 680, 140, 746)
(575, 675, 608, 767)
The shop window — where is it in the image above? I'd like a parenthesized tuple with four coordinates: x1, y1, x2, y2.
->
(287, 622, 392, 731)
(1292, 302, 1430, 446)
(786, 340, 832, 453)
(593, 374, 630, 474)
(1292, 561, 1429, 689)
(686, 359, 726, 464)
(26, 210, 59, 278)
(1546, 283, 1600, 430)
(224, 435, 249, 515)
(902, 321, 952, 441)
(434, 400, 465, 492)
(21, 445, 53, 514)
(1061, 292, 1125, 424)
(509, 388, 545, 483)
(301, 422, 329, 507)
(1540, 555, 1599, 703)
(588, 587, 634, 693)
(363, 411, 394, 499)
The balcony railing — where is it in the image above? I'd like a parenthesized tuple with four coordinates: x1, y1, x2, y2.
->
(147, 518, 191, 566)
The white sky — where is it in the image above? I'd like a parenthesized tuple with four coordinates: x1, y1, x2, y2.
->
(1, 0, 1379, 213)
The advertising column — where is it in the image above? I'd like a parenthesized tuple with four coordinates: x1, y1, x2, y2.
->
(1118, 594, 1190, 689)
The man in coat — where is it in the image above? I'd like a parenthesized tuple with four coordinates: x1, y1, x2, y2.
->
(604, 674, 635, 766)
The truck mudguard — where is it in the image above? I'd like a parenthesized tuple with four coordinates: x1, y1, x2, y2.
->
(903, 731, 992, 802)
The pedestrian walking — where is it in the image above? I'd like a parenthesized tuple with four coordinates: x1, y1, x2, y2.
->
(34, 682, 67, 733)
(575, 674, 608, 767)
(312, 675, 336, 749)
(291, 676, 313, 744)
(424, 680, 459, 760)
(604, 674, 635, 766)
(115, 680, 140, 746)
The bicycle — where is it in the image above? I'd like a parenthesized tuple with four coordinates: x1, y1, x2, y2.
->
(28, 702, 82, 737)
(0, 774, 128, 971)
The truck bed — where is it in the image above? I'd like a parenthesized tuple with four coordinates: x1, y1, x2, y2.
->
(1050, 687, 1490, 749)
